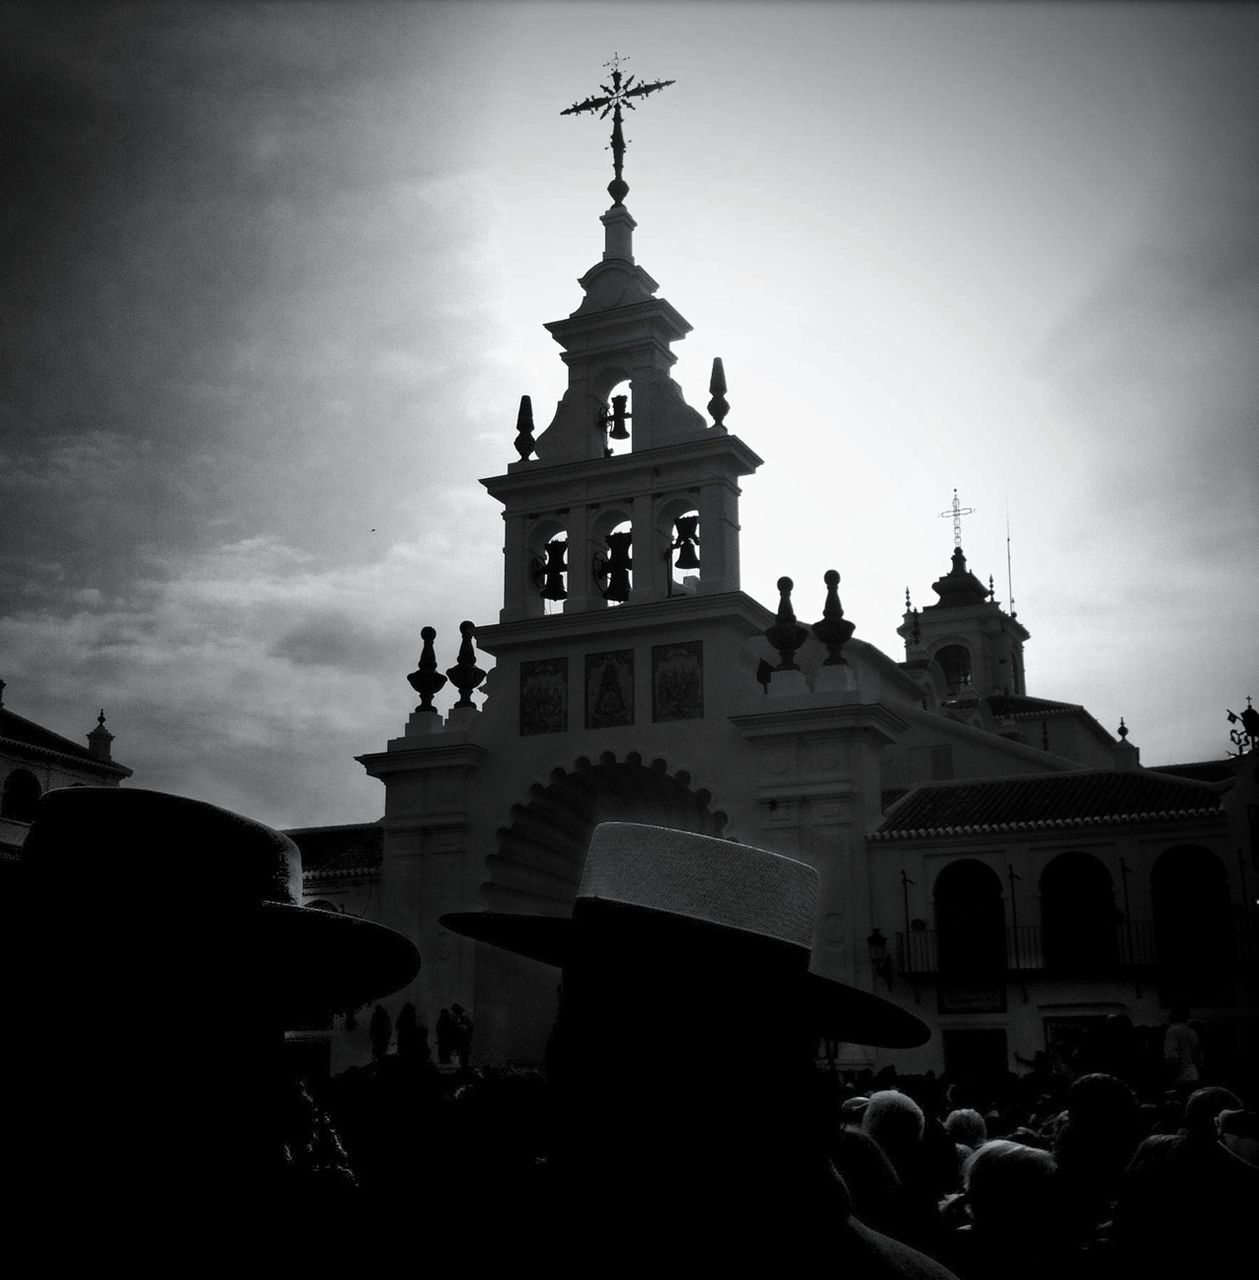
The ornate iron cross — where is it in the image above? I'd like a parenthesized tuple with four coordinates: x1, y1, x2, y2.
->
(939, 488, 976, 548)
(561, 53, 675, 205)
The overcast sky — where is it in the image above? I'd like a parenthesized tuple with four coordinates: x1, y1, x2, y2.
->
(2, 1, 1256, 828)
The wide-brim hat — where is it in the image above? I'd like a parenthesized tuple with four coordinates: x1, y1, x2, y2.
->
(17, 787, 419, 1017)
(442, 822, 928, 1049)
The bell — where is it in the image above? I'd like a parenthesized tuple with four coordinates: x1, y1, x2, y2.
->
(606, 394, 631, 441)
(673, 515, 700, 570)
(603, 530, 632, 601)
(540, 538, 568, 600)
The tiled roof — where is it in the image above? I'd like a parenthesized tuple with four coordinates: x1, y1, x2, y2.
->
(984, 694, 1084, 718)
(873, 769, 1223, 841)
(1, 708, 96, 761)
(286, 822, 383, 880)
(0, 707, 130, 777)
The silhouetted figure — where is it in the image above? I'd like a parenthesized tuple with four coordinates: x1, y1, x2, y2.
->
(942, 1140, 1080, 1280)
(442, 822, 957, 1273)
(863, 1090, 950, 1254)
(1, 787, 419, 1259)
(370, 1003, 393, 1060)
(395, 1000, 428, 1064)
(1053, 1072, 1141, 1249)
(1112, 1086, 1256, 1278)
(450, 1002, 473, 1069)
(1162, 1006, 1202, 1090)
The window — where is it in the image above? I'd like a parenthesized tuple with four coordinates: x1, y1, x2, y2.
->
(935, 645, 972, 695)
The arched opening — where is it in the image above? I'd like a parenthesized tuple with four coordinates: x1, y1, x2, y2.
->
(593, 512, 633, 606)
(1040, 852, 1119, 975)
(482, 752, 727, 914)
(600, 378, 633, 457)
(2, 768, 41, 822)
(935, 859, 1006, 1012)
(934, 644, 972, 696)
(657, 497, 702, 597)
(1153, 845, 1234, 1007)
(527, 520, 568, 617)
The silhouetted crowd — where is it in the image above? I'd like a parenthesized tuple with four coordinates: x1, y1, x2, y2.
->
(301, 1014, 1255, 1277)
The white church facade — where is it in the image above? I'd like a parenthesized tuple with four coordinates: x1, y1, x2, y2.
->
(328, 159, 1258, 1083)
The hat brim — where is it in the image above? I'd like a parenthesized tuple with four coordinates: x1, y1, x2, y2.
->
(257, 903, 420, 1014)
(440, 910, 928, 1050)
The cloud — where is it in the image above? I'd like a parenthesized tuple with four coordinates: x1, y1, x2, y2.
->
(0, 509, 502, 829)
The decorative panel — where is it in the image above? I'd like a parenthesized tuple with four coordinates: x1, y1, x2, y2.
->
(520, 657, 568, 735)
(651, 641, 703, 722)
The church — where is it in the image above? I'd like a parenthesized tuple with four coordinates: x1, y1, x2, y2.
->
(295, 75, 1258, 1084)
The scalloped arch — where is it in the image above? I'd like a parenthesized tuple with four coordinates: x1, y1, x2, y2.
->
(482, 751, 728, 912)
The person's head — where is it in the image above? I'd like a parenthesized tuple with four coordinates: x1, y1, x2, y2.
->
(964, 1140, 1060, 1235)
(1184, 1086, 1242, 1139)
(944, 1107, 987, 1150)
(862, 1089, 925, 1158)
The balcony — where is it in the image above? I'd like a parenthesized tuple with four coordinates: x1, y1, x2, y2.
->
(898, 920, 1160, 979)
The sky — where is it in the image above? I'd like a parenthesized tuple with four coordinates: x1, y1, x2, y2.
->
(2, 1, 1256, 828)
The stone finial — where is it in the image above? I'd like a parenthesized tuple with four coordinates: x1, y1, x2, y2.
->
(911, 609, 921, 645)
(1117, 717, 1128, 740)
(406, 627, 447, 712)
(446, 621, 487, 709)
(813, 570, 856, 665)
(708, 357, 729, 430)
(87, 709, 114, 761)
(514, 395, 535, 460)
(764, 577, 809, 671)
(988, 575, 995, 601)
(905, 587, 912, 612)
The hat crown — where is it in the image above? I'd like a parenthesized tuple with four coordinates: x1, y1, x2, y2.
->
(23, 786, 303, 915)
(578, 822, 818, 951)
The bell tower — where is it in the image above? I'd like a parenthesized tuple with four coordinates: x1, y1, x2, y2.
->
(483, 58, 761, 622)
(899, 543, 1030, 699)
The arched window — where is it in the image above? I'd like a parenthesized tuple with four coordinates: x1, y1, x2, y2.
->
(601, 378, 633, 456)
(935, 644, 972, 695)
(1040, 852, 1119, 975)
(2, 768, 41, 822)
(935, 859, 1006, 1012)
(1153, 845, 1234, 1007)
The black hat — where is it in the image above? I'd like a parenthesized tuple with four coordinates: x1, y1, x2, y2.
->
(17, 787, 419, 1018)
(443, 822, 928, 1049)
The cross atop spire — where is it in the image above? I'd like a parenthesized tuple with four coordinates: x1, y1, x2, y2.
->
(939, 488, 976, 549)
(561, 54, 675, 206)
